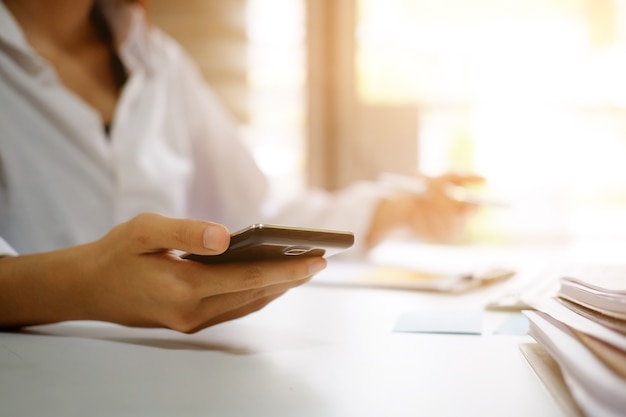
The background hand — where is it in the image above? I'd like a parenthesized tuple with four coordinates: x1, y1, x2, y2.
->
(366, 173, 484, 246)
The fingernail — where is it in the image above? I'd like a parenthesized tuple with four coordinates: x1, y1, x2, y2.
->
(203, 225, 227, 251)
(308, 258, 327, 275)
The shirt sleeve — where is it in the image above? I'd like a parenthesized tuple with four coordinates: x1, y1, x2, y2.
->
(155, 30, 383, 257)
(170, 39, 269, 231)
(0, 237, 18, 256)
(266, 181, 386, 258)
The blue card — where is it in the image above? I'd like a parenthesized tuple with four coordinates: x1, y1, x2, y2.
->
(393, 310, 483, 335)
(494, 314, 529, 335)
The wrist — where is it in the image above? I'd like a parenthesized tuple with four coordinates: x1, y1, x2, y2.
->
(0, 244, 95, 327)
(365, 197, 412, 247)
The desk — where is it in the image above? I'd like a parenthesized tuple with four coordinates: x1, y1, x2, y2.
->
(0, 288, 560, 416)
(0, 242, 576, 417)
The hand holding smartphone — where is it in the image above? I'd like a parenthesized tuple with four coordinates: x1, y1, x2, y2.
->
(182, 224, 355, 264)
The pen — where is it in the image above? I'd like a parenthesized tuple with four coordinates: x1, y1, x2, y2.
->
(378, 172, 508, 207)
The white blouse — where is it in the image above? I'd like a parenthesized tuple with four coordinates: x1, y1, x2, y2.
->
(0, 0, 381, 257)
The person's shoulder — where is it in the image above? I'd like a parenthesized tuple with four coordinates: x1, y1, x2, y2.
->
(103, 2, 199, 77)
(144, 26, 204, 80)
(145, 26, 186, 60)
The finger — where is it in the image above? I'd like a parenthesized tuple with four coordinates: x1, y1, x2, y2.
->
(183, 257, 327, 297)
(440, 173, 485, 186)
(120, 212, 230, 255)
(176, 278, 309, 333)
(199, 278, 309, 329)
(188, 291, 288, 333)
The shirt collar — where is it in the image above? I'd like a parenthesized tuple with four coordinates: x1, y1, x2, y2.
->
(0, 1, 41, 70)
(0, 0, 155, 75)
(97, 0, 156, 75)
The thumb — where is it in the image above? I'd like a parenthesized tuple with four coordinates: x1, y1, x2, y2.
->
(123, 213, 230, 255)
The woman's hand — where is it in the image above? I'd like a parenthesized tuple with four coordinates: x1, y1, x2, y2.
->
(0, 213, 326, 333)
(366, 173, 484, 246)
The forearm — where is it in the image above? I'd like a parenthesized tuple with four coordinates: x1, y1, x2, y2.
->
(0, 213, 326, 333)
(0, 245, 92, 328)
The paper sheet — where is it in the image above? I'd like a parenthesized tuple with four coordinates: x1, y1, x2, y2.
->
(525, 311, 626, 417)
(314, 262, 514, 293)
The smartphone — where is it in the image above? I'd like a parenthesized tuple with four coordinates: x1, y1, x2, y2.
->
(182, 224, 355, 264)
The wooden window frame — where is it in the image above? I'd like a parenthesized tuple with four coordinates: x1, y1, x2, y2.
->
(306, 0, 419, 191)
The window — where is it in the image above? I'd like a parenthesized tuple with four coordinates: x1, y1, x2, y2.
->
(154, 0, 626, 242)
(246, 0, 306, 205)
(151, 0, 307, 206)
(352, 0, 626, 241)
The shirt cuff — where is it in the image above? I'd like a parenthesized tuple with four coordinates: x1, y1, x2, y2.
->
(267, 181, 387, 259)
(0, 237, 18, 256)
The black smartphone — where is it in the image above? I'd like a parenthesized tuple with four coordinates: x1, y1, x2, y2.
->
(182, 224, 355, 264)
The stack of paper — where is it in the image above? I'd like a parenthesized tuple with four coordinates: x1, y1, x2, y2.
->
(522, 269, 626, 417)
(313, 262, 514, 293)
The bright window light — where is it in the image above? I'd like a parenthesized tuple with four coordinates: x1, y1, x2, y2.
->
(357, 0, 626, 241)
(245, 0, 306, 204)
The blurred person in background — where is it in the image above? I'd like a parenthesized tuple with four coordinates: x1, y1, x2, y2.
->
(0, 0, 481, 332)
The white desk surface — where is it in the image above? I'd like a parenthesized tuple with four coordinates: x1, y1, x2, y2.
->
(3, 239, 603, 417)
